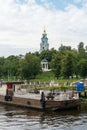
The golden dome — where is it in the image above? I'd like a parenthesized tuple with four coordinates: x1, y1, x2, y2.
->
(43, 29, 46, 35)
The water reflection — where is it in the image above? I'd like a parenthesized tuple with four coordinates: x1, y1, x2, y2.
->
(0, 104, 87, 130)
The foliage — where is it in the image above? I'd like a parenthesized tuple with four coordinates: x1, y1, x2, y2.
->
(0, 42, 87, 80)
(40, 49, 57, 62)
(19, 53, 41, 79)
(20, 84, 29, 88)
(50, 52, 62, 78)
(60, 86, 69, 91)
(0, 57, 5, 77)
(78, 59, 87, 78)
(3, 55, 19, 79)
(61, 51, 75, 78)
(78, 42, 85, 53)
(59, 44, 71, 51)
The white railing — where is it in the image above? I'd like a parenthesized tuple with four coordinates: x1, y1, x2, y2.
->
(54, 91, 79, 101)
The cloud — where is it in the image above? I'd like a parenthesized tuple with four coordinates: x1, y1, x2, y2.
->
(0, 43, 35, 57)
(0, 0, 87, 57)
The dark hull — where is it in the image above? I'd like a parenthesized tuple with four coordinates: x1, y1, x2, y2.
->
(0, 95, 80, 111)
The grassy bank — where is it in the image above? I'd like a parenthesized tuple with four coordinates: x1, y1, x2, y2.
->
(3, 71, 80, 87)
(31, 71, 80, 84)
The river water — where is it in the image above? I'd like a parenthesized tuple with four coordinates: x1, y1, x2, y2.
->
(0, 104, 87, 130)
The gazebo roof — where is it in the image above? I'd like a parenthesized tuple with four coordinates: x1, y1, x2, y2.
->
(41, 59, 48, 62)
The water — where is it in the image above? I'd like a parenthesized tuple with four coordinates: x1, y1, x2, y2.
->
(0, 104, 87, 130)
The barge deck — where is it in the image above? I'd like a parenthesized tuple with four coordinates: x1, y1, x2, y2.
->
(0, 85, 81, 111)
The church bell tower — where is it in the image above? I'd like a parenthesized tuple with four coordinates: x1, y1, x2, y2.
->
(40, 29, 49, 52)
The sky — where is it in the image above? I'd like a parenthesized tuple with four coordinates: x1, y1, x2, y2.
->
(0, 0, 87, 57)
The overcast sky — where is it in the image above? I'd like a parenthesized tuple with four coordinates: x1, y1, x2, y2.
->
(0, 0, 87, 57)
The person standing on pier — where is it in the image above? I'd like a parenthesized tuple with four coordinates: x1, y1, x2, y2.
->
(40, 91, 46, 109)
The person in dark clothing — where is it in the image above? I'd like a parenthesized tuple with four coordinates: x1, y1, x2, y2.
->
(40, 91, 46, 109)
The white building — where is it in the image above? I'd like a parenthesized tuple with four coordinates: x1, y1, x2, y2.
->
(41, 59, 48, 72)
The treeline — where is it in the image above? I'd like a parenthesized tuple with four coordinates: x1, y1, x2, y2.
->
(0, 42, 87, 80)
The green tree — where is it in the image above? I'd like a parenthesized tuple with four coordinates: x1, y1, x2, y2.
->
(78, 42, 85, 52)
(78, 59, 87, 78)
(50, 52, 62, 79)
(40, 49, 56, 62)
(3, 55, 19, 79)
(20, 54, 41, 79)
(77, 42, 85, 59)
(61, 51, 74, 78)
(0, 57, 5, 78)
(59, 44, 71, 52)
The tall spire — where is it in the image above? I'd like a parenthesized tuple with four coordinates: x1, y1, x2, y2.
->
(43, 27, 46, 35)
(40, 28, 49, 52)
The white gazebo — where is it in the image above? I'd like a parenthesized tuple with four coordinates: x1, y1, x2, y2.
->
(41, 59, 49, 72)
